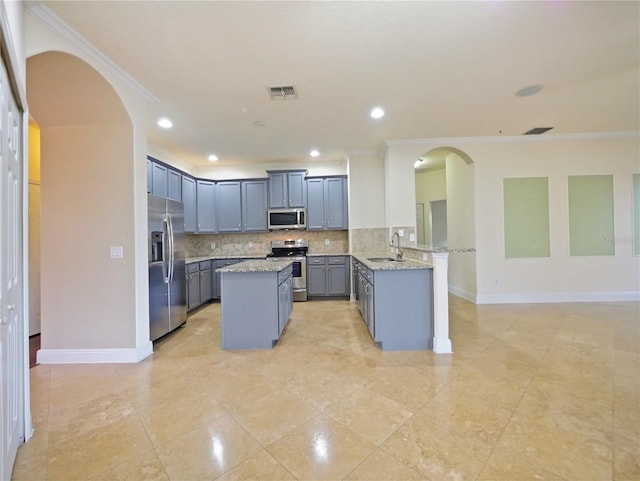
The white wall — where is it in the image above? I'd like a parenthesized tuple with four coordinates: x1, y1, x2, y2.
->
(193, 159, 346, 181)
(347, 152, 386, 229)
(386, 134, 640, 303)
(415, 168, 446, 245)
(385, 147, 417, 227)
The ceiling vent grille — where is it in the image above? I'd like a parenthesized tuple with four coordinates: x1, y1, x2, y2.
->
(523, 127, 554, 135)
(269, 85, 298, 101)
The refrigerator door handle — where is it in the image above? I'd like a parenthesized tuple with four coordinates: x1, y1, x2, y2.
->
(162, 217, 170, 283)
(167, 214, 175, 282)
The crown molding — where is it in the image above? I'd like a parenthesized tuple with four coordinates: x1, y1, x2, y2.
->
(385, 131, 640, 147)
(26, 1, 157, 103)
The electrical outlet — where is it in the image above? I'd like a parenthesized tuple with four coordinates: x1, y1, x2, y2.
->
(110, 246, 124, 259)
(409, 233, 415, 242)
(399, 229, 404, 237)
(210, 242, 216, 250)
(423, 253, 429, 261)
(248, 241, 253, 248)
(324, 239, 330, 245)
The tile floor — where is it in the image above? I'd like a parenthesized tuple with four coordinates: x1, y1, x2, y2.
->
(12, 296, 640, 481)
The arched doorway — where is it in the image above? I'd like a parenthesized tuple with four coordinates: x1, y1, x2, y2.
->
(26, 51, 141, 363)
(415, 146, 476, 301)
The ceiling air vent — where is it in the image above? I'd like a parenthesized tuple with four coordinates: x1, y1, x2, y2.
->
(269, 85, 298, 101)
(523, 127, 554, 135)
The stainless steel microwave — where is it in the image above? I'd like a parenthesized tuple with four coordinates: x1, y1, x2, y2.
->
(268, 208, 306, 230)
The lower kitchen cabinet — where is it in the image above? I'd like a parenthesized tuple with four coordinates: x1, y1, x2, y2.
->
(186, 263, 201, 311)
(307, 255, 350, 298)
(199, 261, 212, 303)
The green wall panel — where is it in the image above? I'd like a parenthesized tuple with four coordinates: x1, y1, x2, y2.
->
(568, 175, 614, 256)
(503, 177, 550, 258)
(633, 174, 640, 256)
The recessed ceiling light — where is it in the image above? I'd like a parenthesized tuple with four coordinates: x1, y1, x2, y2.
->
(310, 149, 320, 158)
(515, 84, 544, 97)
(157, 117, 173, 129)
(207, 154, 218, 162)
(370, 107, 385, 119)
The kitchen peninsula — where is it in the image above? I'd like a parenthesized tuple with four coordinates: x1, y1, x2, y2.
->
(218, 258, 294, 349)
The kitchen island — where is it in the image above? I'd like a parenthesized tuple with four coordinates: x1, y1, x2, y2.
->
(218, 259, 294, 349)
(352, 254, 434, 350)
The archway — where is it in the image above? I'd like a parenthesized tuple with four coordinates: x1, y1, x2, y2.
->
(26, 51, 141, 362)
(415, 146, 476, 301)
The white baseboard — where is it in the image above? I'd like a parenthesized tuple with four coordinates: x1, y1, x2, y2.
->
(448, 285, 477, 303)
(475, 291, 640, 305)
(37, 341, 153, 364)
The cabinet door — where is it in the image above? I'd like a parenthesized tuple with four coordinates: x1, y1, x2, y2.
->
(307, 260, 327, 296)
(327, 264, 348, 296)
(196, 180, 217, 233)
(242, 180, 267, 232)
(151, 162, 168, 197)
(325, 177, 348, 229)
(366, 281, 375, 338)
(268, 172, 287, 208)
(200, 268, 212, 303)
(306, 178, 325, 230)
(187, 272, 200, 310)
(147, 159, 152, 193)
(167, 169, 182, 202)
(182, 176, 197, 233)
(216, 181, 242, 232)
(287, 171, 306, 207)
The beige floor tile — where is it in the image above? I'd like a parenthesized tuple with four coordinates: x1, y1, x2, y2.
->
(91, 448, 170, 481)
(499, 414, 613, 480)
(323, 386, 413, 446)
(365, 366, 445, 411)
(156, 415, 262, 480)
(229, 389, 319, 445)
(267, 414, 376, 481)
(215, 449, 296, 481)
(344, 449, 427, 480)
(48, 372, 126, 414)
(477, 443, 566, 481)
(283, 366, 365, 409)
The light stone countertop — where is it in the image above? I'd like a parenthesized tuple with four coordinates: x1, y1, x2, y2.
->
(216, 258, 294, 273)
(186, 254, 267, 264)
(306, 253, 349, 257)
(352, 253, 432, 271)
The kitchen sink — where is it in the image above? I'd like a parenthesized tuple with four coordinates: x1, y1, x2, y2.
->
(367, 257, 405, 262)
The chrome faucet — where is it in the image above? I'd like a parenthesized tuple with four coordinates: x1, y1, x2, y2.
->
(391, 231, 403, 260)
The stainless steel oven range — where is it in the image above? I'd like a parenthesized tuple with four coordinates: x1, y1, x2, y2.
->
(267, 239, 308, 301)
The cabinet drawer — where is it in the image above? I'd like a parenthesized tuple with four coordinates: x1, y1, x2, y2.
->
(187, 263, 199, 274)
(199, 261, 211, 270)
(307, 257, 325, 265)
(327, 256, 345, 265)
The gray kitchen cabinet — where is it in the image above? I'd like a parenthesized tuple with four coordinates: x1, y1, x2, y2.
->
(196, 180, 217, 233)
(167, 168, 182, 202)
(187, 263, 200, 311)
(306, 256, 350, 298)
(353, 256, 433, 350)
(306, 176, 348, 230)
(220, 263, 293, 349)
(182, 176, 197, 233)
(216, 181, 242, 232)
(242, 180, 268, 232)
(151, 162, 168, 197)
(199, 261, 212, 303)
(267, 170, 307, 208)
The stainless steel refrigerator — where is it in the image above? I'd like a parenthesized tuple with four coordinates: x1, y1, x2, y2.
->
(148, 195, 187, 341)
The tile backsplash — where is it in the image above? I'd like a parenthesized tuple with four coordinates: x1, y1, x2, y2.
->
(186, 230, 349, 257)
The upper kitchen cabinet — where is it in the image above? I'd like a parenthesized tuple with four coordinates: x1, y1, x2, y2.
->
(242, 179, 268, 232)
(216, 181, 242, 233)
(147, 158, 152, 193)
(196, 180, 217, 233)
(267, 170, 307, 208)
(167, 168, 182, 202)
(150, 161, 168, 197)
(182, 175, 197, 233)
(306, 176, 348, 230)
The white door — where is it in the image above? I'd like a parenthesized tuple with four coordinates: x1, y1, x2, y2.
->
(0, 55, 24, 481)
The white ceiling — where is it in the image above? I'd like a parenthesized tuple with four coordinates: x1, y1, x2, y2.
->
(37, 1, 639, 170)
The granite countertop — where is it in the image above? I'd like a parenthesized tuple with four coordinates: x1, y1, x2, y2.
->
(186, 254, 267, 264)
(352, 253, 432, 270)
(216, 258, 294, 273)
